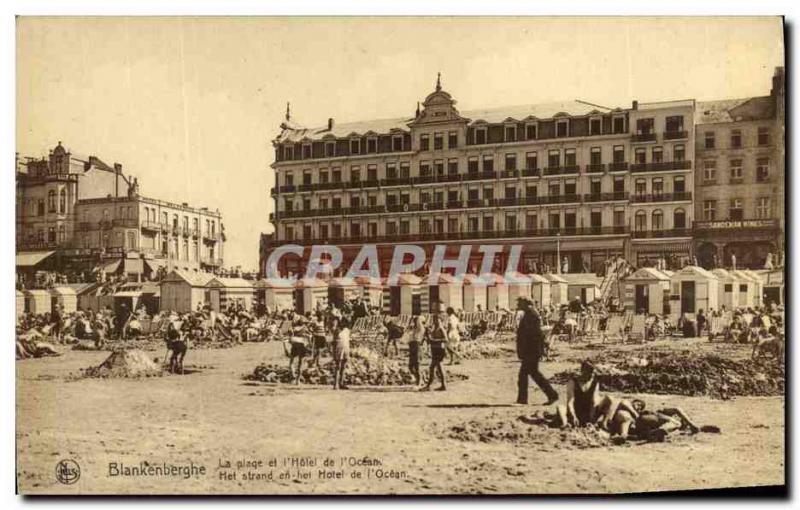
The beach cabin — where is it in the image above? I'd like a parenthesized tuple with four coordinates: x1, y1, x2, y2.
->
(529, 274, 551, 308)
(206, 277, 255, 313)
(159, 270, 213, 313)
(669, 266, 719, 315)
(711, 269, 740, 311)
(759, 269, 784, 306)
(505, 272, 532, 307)
(256, 278, 295, 313)
(482, 273, 509, 311)
(543, 273, 568, 306)
(23, 289, 50, 315)
(294, 277, 329, 314)
(423, 273, 463, 313)
(730, 270, 759, 309)
(742, 270, 764, 308)
(49, 286, 78, 314)
(622, 268, 671, 315)
(353, 275, 384, 309)
(461, 274, 488, 313)
(328, 277, 361, 308)
(384, 273, 424, 316)
(16, 290, 24, 318)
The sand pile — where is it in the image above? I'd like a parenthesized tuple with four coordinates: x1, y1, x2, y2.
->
(554, 350, 784, 399)
(440, 413, 612, 449)
(455, 341, 515, 360)
(82, 348, 163, 378)
(246, 347, 469, 386)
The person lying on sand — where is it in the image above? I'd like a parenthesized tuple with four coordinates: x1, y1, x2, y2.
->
(609, 399, 710, 444)
(554, 361, 621, 430)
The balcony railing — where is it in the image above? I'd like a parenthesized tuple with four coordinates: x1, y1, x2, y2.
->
(141, 221, 162, 231)
(500, 170, 520, 179)
(585, 164, 605, 174)
(112, 218, 139, 228)
(631, 132, 657, 143)
(609, 162, 629, 172)
(583, 192, 629, 202)
(631, 228, 693, 239)
(278, 185, 296, 193)
(462, 171, 497, 182)
(630, 192, 693, 203)
(522, 168, 541, 177)
(663, 130, 689, 140)
(539, 194, 581, 205)
(543, 166, 580, 176)
(630, 160, 692, 173)
(380, 177, 413, 187)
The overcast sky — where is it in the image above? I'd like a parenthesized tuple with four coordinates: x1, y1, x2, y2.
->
(17, 16, 784, 269)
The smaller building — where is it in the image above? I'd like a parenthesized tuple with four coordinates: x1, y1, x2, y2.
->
(543, 273, 568, 306)
(710, 269, 740, 311)
(49, 286, 78, 314)
(529, 273, 551, 308)
(294, 277, 328, 314)
(461, 274, 488, 313)
(423, 273, 463, 313)
(668, 266, 718, 316)
(160, 270, 214, 313)
(622, 267, 670, 315)
(206, 277, 254, 313)
(384, 274, 424, 316)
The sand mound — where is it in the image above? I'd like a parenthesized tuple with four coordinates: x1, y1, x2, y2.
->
(83, 348, 163, 378)
(455, 341, 515, 360)
(554, 349, 784, 399)
(246, 347, 469, 386)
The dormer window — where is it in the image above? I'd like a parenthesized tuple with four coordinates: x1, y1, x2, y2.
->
(325, 141, 336, 158)
(475, 127, 487, 145)
(613, 115, 626, 134)
(301, 143, 311, 159)
(505, 125, 517, 142)
(284, 145, 294, 161)
(590, 117, 602, 136)
(367, 137, 377, 154)
(525, 123, 537, 140)
(392, 135, 404, 152)
(556, 120, 569, 138)
(350, 139, 361, 156)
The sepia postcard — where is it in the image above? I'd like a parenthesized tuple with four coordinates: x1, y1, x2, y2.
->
(14, 16, 786, 496)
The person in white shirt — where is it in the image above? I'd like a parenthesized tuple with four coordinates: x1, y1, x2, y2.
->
(445, 307, 462, 365)
(331, 318, 351, 390)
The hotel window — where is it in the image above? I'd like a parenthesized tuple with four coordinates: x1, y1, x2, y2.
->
(504, 185, 516, 199)
(475, 127, 487, 145)
(483, 155, 494, 173)
(400, 162, 410, 178)
(386, 221, 397, 235)
(652, 178, 664, 196)
(526, 152, 538, 170)
(399, 220, 410, 234)
(652, 146, 663, 164)
(448, 131, 458, 149)
(674, 209, 686, 229)
(303, 171, 312, 185)
(325, 142, 335, 157)
(284, 145, 294, 161)
(564, 181, 577, 196)
(634, 148, 646, 165)
(564, 149, 577, 167)
(549, 213, 560, 229)
(285, 226, 294, 240)
(468, 157, 479, 173)
(332, 168, 342, 182)
(468, 217, 479, 232)
(590, 179, 601, 194)
(526, 123, 537, 140)
(758, 127, 770, 146)
(636, 118, 654, 135)
(302, 144, 311, 159)
(320, 170, 329, 184)
(483, 187, 494, 201)
(756, 197, 771, 218)
(350, 139, 360, 155)
(703, 160, 717, 182)
(420, 219, 431, 234)
(673, 144, 685, 162)
(332, 224, 342, 238)
(634, 211, 647, 231)
(613, 209, 625, 227)
(59, 188, 66, 213)
(420, 192, 431, 204)
(367, 164, 377, 181)
(704, 131, 715, 149)
(548, 182, 561, 196)
(433, 219, 444, 234)
(386, 163, 397, 180)
(392, 135, 404, 152)
(590, 147, 602, 166)
(613, 146, 625, 163)
(367, 137, 377, 154)
(467, 189, 479, 201)
(319, 225, 329, 239)
(613, 116, 625, 134)
(505, 214, 517, 231)
(526, 185, 538, 198)
(350, 195, 360, 208)
(556, 120, 569, 137)
(284, 173, 294, 187)
(505, 153, 517, 171)
(652, 210, 664, 231)
(332, 197, 342, 209)
(368, 223, 378, 237)
(434, 160, 444, 176)
(420, 134, 430, 151)
(730, 129, 742, 149)
(448, 159, 458, 175)
(666, 115, 684, 133)
(613, 177, 625, 193)
(590, 210, 602, 228)
(447, 190, 458, 203)
(505, 125, 516, 142)
(368, 195, 377, 206)
(703, 200, 716, 221)
(756, 158, 770, 182)
(483, 216, 494, 231)
(319, 198, 329, 209)
(548, 150, 560, 168)
(47, 227, 56, 243)
(729, 198, 744, 220)
(47, 190, 56, 212)
(400, 192, 411, 205)
(590, 118, 602, 135)
(434, 133, 444, 150)
(673, 175, 686, 193)
(730, 159, 743, 181)
(525, 214, 537, 230)
(635, 179, 647, 196)
(419, 161, 431, 177)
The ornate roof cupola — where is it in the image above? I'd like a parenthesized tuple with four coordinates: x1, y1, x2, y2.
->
(408, 72, 470, 128)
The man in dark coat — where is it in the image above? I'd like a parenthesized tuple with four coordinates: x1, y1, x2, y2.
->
(516, 297, 559, 405)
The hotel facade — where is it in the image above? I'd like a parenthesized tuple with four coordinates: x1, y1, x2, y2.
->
(267, 77, 697, 276)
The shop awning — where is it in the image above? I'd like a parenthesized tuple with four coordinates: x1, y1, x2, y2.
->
(16, 251, 55, 267)
(101, 260, 122, 273)
(632, 241, 692, 254)
(144, 258, 167, 274)
(123, 258, 144, 274)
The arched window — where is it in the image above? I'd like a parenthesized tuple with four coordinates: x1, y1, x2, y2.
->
(47, 190, 56, 212)
(59, 188, 66, 213)
(652, 209, 664, 230)
(674, 208, 686, 229)
(634, 210, 647, 231)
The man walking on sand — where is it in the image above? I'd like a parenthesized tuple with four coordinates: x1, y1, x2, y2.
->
(516, 297, 559, 406)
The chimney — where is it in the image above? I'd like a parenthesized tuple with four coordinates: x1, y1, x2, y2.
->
(114, 163, 122, 173)
(632, 100, 638, 110)
(328, 118, 334, 130)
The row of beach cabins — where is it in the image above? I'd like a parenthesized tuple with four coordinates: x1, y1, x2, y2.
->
(17, 266, 781, 321)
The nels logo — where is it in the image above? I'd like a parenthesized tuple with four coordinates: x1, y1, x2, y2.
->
(55, 459, 80, 485)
